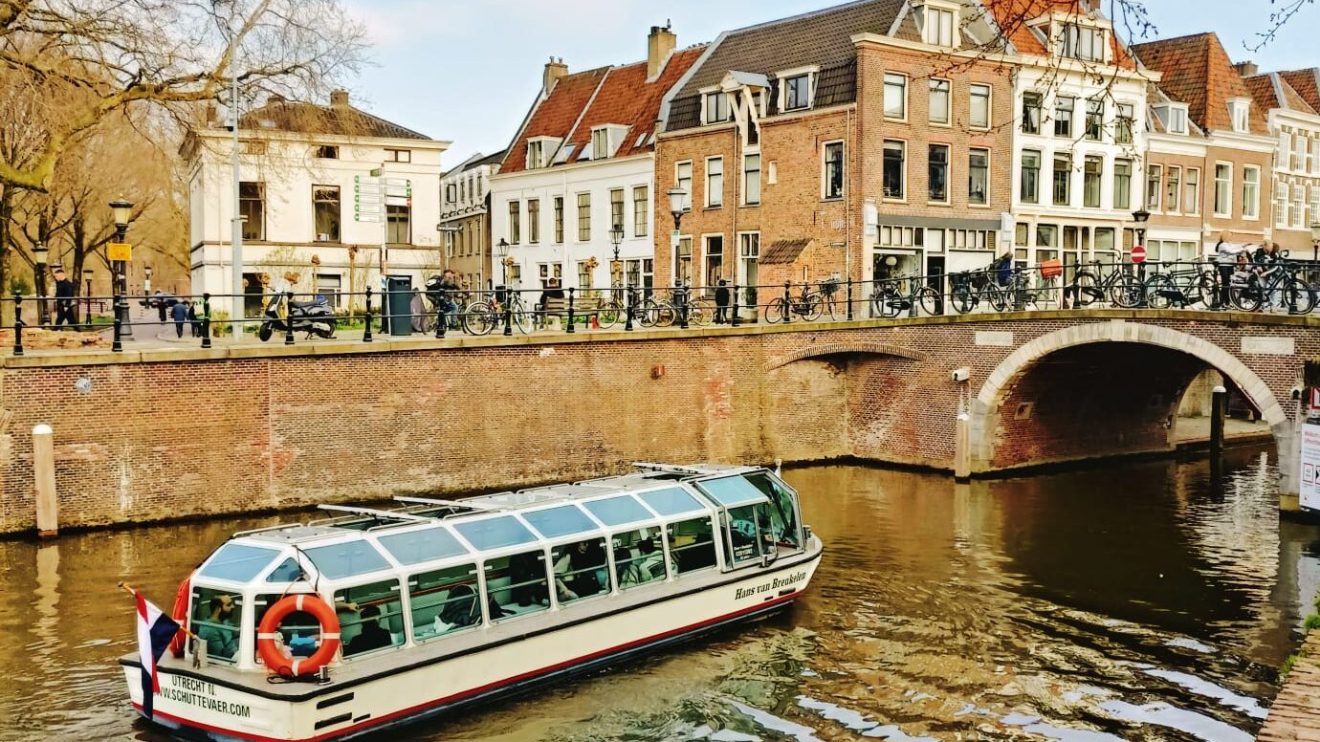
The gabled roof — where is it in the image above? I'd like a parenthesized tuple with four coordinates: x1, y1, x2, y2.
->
(501, 47, 706, 175)
(761, 239, 812, 265)
(981, 0, 1136, 69)
(1279, 69, 1320, 112)
(1130, 33, 1269, 135)
(1243, 72, 1320, 116)
(238, 96, 432, 141)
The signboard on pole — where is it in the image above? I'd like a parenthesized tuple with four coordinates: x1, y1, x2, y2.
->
(107, 243, 132, 261)
(355, 175, 383, 223)
(1302, 422, 1320, 512)
(1311, 387, 1320, 414)
(1131, 245, 1147, 264)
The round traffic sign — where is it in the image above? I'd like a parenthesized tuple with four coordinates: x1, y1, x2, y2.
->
(1131, 245, 1148, 264)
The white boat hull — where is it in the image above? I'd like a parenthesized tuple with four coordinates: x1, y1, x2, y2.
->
(123, 542, 822, 742)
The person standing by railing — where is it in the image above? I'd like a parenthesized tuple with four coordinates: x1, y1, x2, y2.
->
(53, 268, 75, 329)
(1212, 233, 1245, 310)
(1252, 242, 1284, 310)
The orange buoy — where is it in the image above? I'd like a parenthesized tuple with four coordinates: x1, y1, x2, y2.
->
(168, 577, 191, 658)
(256, 594, 341, 677)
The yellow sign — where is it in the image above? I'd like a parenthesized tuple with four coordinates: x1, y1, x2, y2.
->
(107, 242, 132, 261)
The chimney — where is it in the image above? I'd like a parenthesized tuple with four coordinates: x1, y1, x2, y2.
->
(1234, 61, 1259, 78)
(543, 57, 568, 96)
(329, 89, 349, 107)
(647, 23, 677, 82)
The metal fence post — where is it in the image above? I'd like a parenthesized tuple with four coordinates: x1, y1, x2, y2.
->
(679, 285, 689, 330)
(566, 288, 576, 335)
(503, 288, 513, 337)
(284, 291, 295, 345)
(435, 298, 446, 340)
(846, 278, 854, 321)
(731, 283, 741, 328)
(201, 293, 213, 349)
(111, 292, 123, 352)
(625, 285, 635, 332)
(12, 295, 24, 356)
(363, 287, 374, 343)
(783, 282, 792, 324)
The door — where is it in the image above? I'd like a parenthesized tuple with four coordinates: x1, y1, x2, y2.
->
(925, 256, 946, 314)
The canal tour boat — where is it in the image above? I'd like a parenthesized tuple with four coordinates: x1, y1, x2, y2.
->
(121, 463, 824, 742)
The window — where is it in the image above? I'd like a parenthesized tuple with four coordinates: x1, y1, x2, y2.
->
(1311, 185, 1320, 227)
(823, 142, 845, 200)
(924, 5, 956, 46)
(1184, 168, 1200, 215)
(704, 235, 724, 289)
(1113, 159, 1132, 210)
(667, 518, 717, 574)
(633, 186, 648, 237)
(706, 157, 724, 207)
(1052, 154, 1071, 206)
(551, 538, 609, 605)
(1291, 184, 1305, 228)
(553, 197, 564, 244)
(704, 91, 730, 123)
(1242, 166, 1260, 219)
(484, 551, 549, 620)
(239, 182, 264, 241)
(883, 140, 905, 200)
(1214, 163, 1232, 217)
(314, 145, 338, 159)
(1055, 97, 1075, 138)
(614, 527, 667, 589)
(1085, 99, 1104, 141)
(784, 74, 811, 111)
(1116, 103, 1135, 144)
(1165, 166, 1181, 215)
(527, 141, 545, 169)
(313, 186, 340, 242)
(192, 588, 242, 663)
(1059, 23, 1105, 62)
(1230, 100, 1249, 132)
(928, 144, 949, 202)
(970, 84, 991, 129)
(1022, 91, 1042, 134)
(1021, 150, 1041, 204)
(929, 79, 951, 125)
(1276, 180, 1288, 229)
(743, 154, 761, 205)
(577, 192, 591, 241)
(577, 261, 594, 291)
(444, 183, 457, 207)
(528, 199, 540, 244)
(507, 201, 521, 244)
(884, 73, 907, 119)
(675, 237, 693, 285)
(387, 203, 410, 244)
(336, 579, 405, 658)
(592, 128, 611, 160)
(1155, 104, 1188, 135)
(1146, 165, 1162, 211)
(969, 149, 989, 206)
(1083, 156, 1102, 208)
(676, 162, 693, 211)
(315, 274, 341, 307)
(1295, 133, 1306, 171)
(1280, 133, 1291, 171)
(385, 148, 411, 163)
(538, 262, 563, 289)
(409, 564, 480, 641)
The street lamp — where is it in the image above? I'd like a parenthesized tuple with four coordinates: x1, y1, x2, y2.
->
(1310, 221, 1320, 263)
(495, 238, 512, 337)
(144, 265, 153, 295)
(33, 242, 49, 326)
(83, 268, 94, 330)
(1132, 209, 1151, 306)
(109, 199, 134, 340)
(666, 188, 691, 328)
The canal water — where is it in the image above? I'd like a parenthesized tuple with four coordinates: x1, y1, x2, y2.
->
(1, 450, 1317, 741)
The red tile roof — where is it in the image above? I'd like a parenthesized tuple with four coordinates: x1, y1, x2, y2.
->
(1243, 72, 1319, 116)
(501, 47, 706, 175)
(1279, 69, 1320, 112)
(1130, 33, 1270, 135)
(981, 0, 1135, 69)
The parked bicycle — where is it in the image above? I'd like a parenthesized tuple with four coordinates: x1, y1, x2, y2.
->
(949, 268, 1008, 315)
(872, 274, 940, 318)
(1069, 260, 1143, 308)
(1230, 257, 1316, 314)
(766, 282, 824, 323)
(1143, 261, 1216, 310)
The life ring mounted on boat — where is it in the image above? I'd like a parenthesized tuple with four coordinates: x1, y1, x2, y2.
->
(256, 593, 341, 677)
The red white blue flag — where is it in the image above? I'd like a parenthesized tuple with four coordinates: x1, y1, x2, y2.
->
(135, 590, 181, 719)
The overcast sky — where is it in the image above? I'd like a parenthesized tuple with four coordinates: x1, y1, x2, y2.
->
(339, 0, 1320, 164)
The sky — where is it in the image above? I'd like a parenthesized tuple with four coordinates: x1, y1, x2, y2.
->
(339, 0, 1320, 165)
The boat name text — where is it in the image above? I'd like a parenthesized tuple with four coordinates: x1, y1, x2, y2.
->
(734, 571, 807, 600)
(159, 674, 252, 718)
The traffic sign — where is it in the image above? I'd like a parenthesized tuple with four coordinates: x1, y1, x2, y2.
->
(1131, 245, 1147, 264)
(1311, 387, 1320, 412)
(107, 242, 132, 261)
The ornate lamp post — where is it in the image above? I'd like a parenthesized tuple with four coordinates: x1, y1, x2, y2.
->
(610, 223, 625, 296)
(33, 242, 49, 325)
(83, 268, 94, 330)
(1132, 209, 1151, 307)
(667, 187, 691, 329)
(1310, 221, 1320, 263)
(109, 198, 134, 340)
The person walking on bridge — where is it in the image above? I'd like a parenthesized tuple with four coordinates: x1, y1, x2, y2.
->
(170, 300, 188, 339)
(1212, 234, 1245, 310)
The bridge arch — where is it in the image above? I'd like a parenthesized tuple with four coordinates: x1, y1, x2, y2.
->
(765, 342, 927, 371)
(966, 321, 1289, 473)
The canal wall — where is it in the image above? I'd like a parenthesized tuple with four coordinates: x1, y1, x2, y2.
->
(0, 311, 1314, 534)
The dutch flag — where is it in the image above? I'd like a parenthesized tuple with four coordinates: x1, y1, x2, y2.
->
(135, 590, 181, 719)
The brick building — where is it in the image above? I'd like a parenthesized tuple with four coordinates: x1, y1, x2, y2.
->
(1131, 34, 1277, 261)
(439, 150, 504, 291)
(1241, 67, 1320, 255)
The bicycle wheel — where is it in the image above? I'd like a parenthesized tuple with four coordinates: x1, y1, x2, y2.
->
(765, 298, 787, 324)
(822, 295, 838, 321)
(1110, 273, 1143, 309)
(597, 301, 622, 329)
(869, 291, 885, 318)
(510, 304, 530, 334)
(1285, 278, 1317, 315)
(951, 286, 975, 315)
(1188, 272, 1217, 309)
(1230, 281, 1262, 312)
(462, 302, 497, 336)
(802, 295, 823, 321)
(1073, 272, 1100, 307)
(878, 288, 902, 319)
(985, 285, 1008, 312)
(918, 286, 942, 316)
(654, 301, 677, 328)
(688, 299, 713, 326)
(1144, 275, 1176, 309)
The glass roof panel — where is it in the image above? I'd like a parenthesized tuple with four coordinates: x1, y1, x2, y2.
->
(522, 505, 599, 539)
(199, 543, 281, 583)
(378, 527, 469, 566)
(453, 516, 538, 551)
(303, 540, 391, 579)
(583, 495, 654, 527)
(638, 487, 707, 517)
(695, 476, 771, 508)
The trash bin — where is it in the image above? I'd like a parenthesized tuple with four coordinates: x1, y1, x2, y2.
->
(386, 275, 413, 337)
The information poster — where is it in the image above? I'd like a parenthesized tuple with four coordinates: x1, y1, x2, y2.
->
(1302, 423, 1320, 512)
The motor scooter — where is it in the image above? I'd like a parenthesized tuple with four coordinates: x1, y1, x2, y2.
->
(258, 293, 336, 342)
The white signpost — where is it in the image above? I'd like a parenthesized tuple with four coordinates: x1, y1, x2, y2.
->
(1301, 422, 1320, 512)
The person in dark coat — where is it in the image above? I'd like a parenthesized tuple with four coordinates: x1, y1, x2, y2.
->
(52, 268, 76, 328)
(714, 279, 731, 324)
(154, 291, 167, 322)
(170, 300, 188, 338)
(187, 301, 201, 337)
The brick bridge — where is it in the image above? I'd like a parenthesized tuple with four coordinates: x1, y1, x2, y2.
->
(0, 309, 1314, 533)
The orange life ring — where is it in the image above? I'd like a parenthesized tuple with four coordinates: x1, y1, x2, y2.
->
(169, 576, 191, 658)
(256, 594, 341, 677)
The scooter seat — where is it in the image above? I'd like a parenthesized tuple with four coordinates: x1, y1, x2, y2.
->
(289, 299, 329, 311)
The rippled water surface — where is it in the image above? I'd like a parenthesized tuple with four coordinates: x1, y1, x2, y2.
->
(2, 451, 1318, 741)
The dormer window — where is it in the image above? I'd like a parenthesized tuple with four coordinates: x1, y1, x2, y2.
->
(1229, 98, 1250, 133)
(527, 141, 545, 169)
(590, 125, 629, 160)
(1154, 103, 1188, 135)
(923, 3, 958, 48)
(777, 68, 817, 113)
(703, 90, 731, 124)
(1058, 23, 1106, 62)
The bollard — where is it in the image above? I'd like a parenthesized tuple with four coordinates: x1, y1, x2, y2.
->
(679, 286, 689, 330)
(625, 286, 635, 332)
(112, 295, 123, 353)
(1210, 385, 1228, 459)
(435, 300, 446, 340)
(284, 291, 295, 345)
(732, 283, 741, 328)
(363, 287, 374, 343)
(503, 290, 513, 337)
(201, 293, 213, 349)
(566, 288, 576, 335)
(783, 282, 793, 324)
(33, 423, 57, 538)
(846, 279, 854, 321)
(954, 413, 972, 482)
(12, 294, 24, 357)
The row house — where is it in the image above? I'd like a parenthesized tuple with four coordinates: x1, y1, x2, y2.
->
(490, 27, 706, 294)
(1131, 34, 1276, 262)
(439, 150, 504, 290)
(1243, 67, 1320, 255)
(185, 90, 449, 313)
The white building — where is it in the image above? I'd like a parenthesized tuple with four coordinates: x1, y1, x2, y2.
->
(184, 90, 450, 315)
(439, 150, 504, 291)
(490, 27, 707, 295)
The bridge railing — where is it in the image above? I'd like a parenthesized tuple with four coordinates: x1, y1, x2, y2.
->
(4, 256, 1318, 355)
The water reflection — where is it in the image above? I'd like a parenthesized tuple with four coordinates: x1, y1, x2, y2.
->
(0, 452, 1316, 741)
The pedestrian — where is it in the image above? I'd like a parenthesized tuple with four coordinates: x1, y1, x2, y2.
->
(714, 279, 731, 324)
(187, 300, 202, 337)
(170, 299, 188, 338)
(52, 268, 75, 329)
(1212, 233, 1243, 309)
(409, 288, 427, 333)
(154, 290, 167, 323)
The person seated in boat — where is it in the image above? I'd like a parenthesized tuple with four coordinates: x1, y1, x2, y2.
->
(196, 594, 238, 660)
(554, 540, 606, 602)
(508, 552, 549, 607)
(345, 605, 393, 656)
(620, 537, 667, 587)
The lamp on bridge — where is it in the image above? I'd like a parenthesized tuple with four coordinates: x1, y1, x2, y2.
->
(33, 242, 49, 326)
(1132, 209, 1151, 307)
(1310, 221, 1320, 262)
(83, 268, 94, 331)
(109, 198, 134, 342)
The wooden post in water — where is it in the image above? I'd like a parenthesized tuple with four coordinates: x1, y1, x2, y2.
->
(33, 423, 57, 538)
(1210, 386, 1228, 459)
(955, 413, 972, 481)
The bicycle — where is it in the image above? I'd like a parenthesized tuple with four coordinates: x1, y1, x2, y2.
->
(463, 288, 531, 336)
(949, 268, 1008, 315)
(1069, 260, 1143, 308)
(1142, 261, 1216, 310)
(871, 274, 940, 318)
(766, 283, 824, 323)
(1231, 259, 1316, 314)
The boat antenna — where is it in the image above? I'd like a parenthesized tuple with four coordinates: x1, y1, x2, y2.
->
(775, 458, 783, 476)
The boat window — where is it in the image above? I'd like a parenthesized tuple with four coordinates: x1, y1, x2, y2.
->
(303, 540, 391, 580)
(190, 588, 241, 664)
(614, 527, 668, 589)
(695, 476, 771, 509)
(726, 504, 772, 566)
(639, 487, 707, 517)
(454, 516, 537, 551)
(335, 580, 405, 659)
(198, 543, 280, 583)
(745, 472, 804, 549)
(484, 550, 550, 620)
(266, 558, 306, 583)
(667, 518, 718, 574)
(408, 564, 480, 642)
(378, 527, 468, 566)
(251, 593, 321, 664)
(583, 495, 654, 527)
(550, 539, 609, 605)
(522, 505, 598, 539)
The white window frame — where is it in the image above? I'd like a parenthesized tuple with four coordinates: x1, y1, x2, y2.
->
(1275, 179, 1289, 229)
(1146, 164, 1162, 212)
(883, 72, 908, 121)
(968, 147, 990, 207)
(822, 140, 846, 201)
(1291, 183, 1306, 228)
(1229, 98, 1249, 133)
(928, 143, 951, 204)
(592, 127, 611, 160)
(743, 153, 762, 206)
(701, 88, 731, 125)
(969, 84, 992, 130)
(1164, 165, 1182, 215)
(1242, 165, 1260, 220)
(705, 156, 724, 208)
(777, 66, 818, 113)
(1154, 103, 1189, 135)
(675, 161, 693, 212)
(922, 2, 959, 48)
(882, 139, 907, 203)
(1184, 167, 1201, 216)
(1213, 162, 1233, 218)
(928, 78, 951, 126)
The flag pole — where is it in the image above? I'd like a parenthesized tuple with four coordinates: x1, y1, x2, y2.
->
(118, 581, 201, 640)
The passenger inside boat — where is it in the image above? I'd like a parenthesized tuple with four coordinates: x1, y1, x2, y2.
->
(552, 539, 607, 603)
(193, 592, 239, 661)
(345, 606, 392, 655)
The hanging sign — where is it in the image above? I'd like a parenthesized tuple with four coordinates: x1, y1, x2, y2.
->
(107, 243, 132, 261)
(1302, 423, 1320, 512)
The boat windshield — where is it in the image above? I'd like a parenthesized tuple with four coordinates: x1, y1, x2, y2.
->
(378, 527, 469, 566)
(638, 487, 707, 517)
(303, 540, 391, 579)
(694, 476, 770, 509)
(198, 543, 281, 583)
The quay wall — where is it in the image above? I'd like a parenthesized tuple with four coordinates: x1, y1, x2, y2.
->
(0, 311, 1314, 534)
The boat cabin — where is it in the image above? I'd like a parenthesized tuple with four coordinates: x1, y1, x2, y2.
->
(185, 464, 806, 671)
